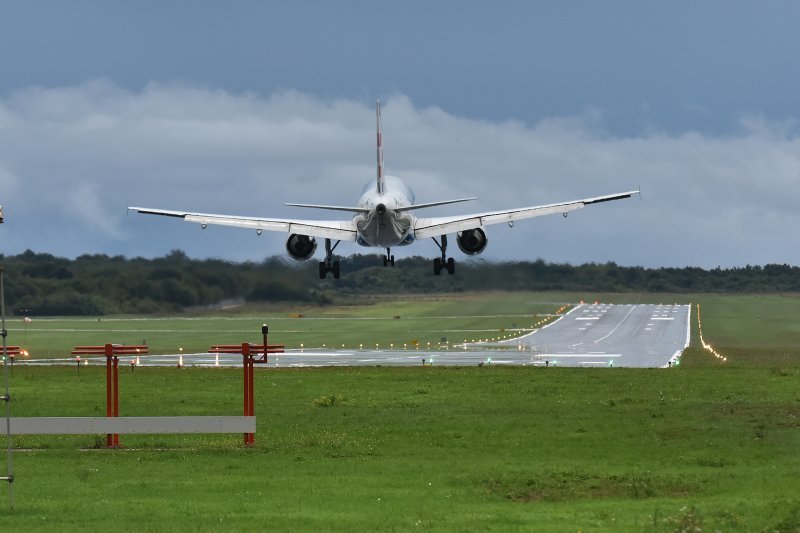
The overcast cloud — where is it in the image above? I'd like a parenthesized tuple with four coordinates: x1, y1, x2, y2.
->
(2, 2, 800, 268)
(1, 80, 799, 268)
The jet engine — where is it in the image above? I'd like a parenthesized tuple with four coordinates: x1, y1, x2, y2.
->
(457, 228, 488, 255)
(285, 234, 317, 261)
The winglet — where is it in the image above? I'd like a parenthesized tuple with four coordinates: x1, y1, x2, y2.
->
(376, 100, 385, 195)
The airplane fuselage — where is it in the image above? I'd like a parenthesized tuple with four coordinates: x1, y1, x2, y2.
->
(354, 175, 416, 247)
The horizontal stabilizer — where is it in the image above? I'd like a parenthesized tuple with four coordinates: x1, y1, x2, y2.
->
(285, 203, 370, 213)
(398, 197, 478, 211)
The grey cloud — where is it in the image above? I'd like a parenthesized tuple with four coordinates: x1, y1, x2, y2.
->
(1, 81, 799, 268)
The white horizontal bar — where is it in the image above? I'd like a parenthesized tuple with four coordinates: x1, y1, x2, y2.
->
(1, 416, 255, 435)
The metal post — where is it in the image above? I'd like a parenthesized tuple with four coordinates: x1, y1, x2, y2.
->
(1, 268, 15, 507)
(113, 355, 120, 448)
(262, 324, 268, 364)
(248, 354, 255, 446)
(241, 342, 256, 446)
(105, 344, 113, 448)
(249, 352, 254, 445)
(242, 343, 249, 445)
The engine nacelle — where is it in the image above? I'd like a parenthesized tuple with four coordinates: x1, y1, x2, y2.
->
(285, 234, 317, 261)
(457, 228, 488, 255)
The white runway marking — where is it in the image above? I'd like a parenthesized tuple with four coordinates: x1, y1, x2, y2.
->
(592, 305, 636, 344)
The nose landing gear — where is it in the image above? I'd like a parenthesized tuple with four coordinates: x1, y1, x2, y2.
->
(383, 248, 395, 267)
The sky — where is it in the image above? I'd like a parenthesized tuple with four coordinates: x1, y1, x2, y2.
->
(1, 1, 800, 268)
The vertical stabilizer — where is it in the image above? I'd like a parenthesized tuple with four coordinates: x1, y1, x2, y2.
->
(376, 100, 385, 195)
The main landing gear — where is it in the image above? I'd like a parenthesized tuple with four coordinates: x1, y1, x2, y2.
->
(319, 238, 341, 279)
(432, 235, 455, 275)
(383, 248, 395, 267)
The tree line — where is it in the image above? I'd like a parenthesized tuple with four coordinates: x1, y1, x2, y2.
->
(2, 249, 799, 315)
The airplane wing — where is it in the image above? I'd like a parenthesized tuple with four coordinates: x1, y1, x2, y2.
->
(413, 190, 638, 239)
(128, 207, 358, 241)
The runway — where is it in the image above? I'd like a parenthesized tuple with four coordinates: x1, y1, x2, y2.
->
(21, 304, 691, 369)
(495, 303, 691, 367)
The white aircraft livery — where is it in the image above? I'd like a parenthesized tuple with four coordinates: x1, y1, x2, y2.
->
(129, 102, 638, 279)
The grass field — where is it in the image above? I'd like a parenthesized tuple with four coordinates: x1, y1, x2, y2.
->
(8, 292, 571, 358)
(1, 291, 800, 531)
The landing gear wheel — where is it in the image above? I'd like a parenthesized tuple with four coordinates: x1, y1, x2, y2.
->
(432, 235, 453, 276)
(433, 257, 442, 276)
(383, 248, 395, 267)
(319, 238, 342, 280)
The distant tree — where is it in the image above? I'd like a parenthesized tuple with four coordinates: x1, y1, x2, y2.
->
(3, 249, 800, 315)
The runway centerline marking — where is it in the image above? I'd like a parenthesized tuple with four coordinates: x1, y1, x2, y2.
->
(592, 304, 637, 344)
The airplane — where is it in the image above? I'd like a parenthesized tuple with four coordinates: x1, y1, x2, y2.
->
(129, 101, 638, 279)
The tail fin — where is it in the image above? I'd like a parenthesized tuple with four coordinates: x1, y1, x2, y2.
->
(376, 100, 385, 195)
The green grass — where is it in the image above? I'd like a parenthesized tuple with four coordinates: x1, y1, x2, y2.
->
(1, 291, 799, 531)
(686, 294, 800, 367)
(8, 292, 571, 357)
